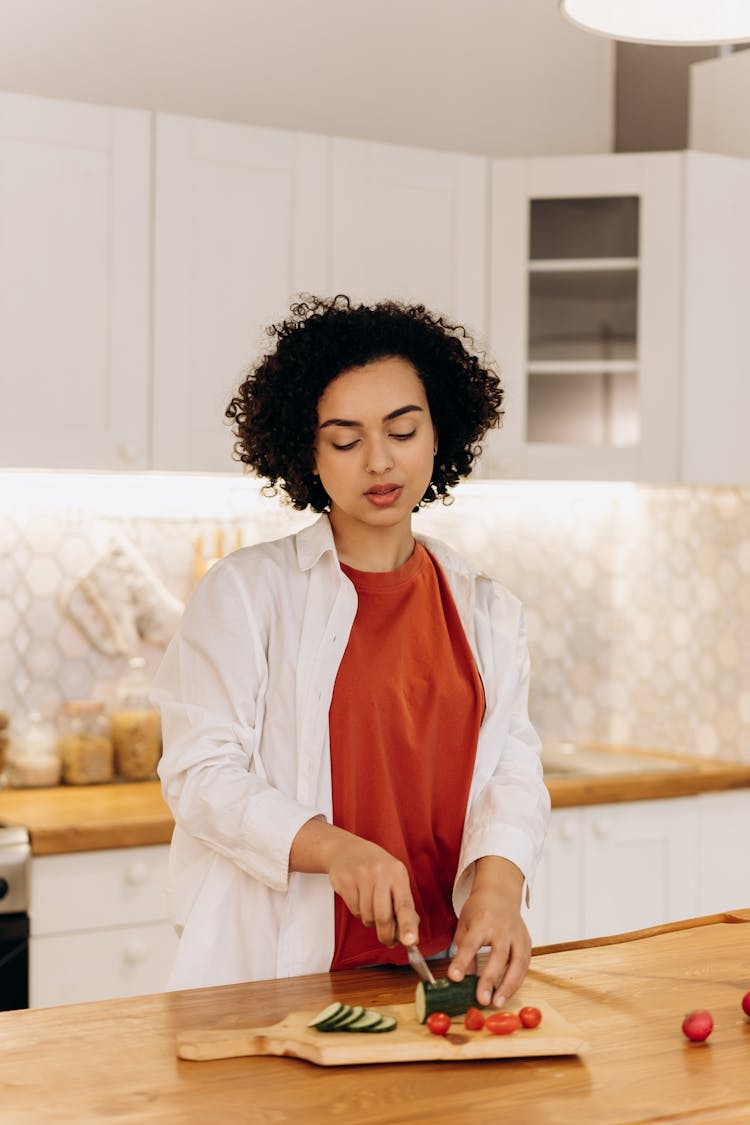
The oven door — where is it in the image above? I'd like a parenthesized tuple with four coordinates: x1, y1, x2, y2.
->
(0, 910, 29, 1010)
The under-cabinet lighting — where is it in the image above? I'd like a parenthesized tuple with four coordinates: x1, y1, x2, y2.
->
(559, 0, 750, 45)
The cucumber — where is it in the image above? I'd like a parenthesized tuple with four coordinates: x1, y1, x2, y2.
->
(415, 975, 480, 1024)
(308, 1002, 346, 1029)
(308, 1003, 397, 1033)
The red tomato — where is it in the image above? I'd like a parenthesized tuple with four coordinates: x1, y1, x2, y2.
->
(518, 1006, 542, 1029)
(463, 1007, 485, 1031)
(742, 991, 750, 1018)
(426, 1012, 451, 1036)
(485, 1011, 521, 1036)
(682, 1009, 714, 1042)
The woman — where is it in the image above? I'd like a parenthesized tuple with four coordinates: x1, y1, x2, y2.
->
(153, 295, 550, 1009)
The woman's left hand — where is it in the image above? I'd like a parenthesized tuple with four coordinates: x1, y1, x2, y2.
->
(447, 856, 530, 1008)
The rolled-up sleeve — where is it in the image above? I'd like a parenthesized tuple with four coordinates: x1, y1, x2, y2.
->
(153, 558, 322, 893)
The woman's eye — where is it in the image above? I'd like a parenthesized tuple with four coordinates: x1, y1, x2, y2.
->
(332, 440, 358, 451)
(391, 430, 416, 441)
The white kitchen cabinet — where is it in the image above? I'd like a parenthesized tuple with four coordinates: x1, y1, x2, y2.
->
(0, 91, 151, 470)
(525, 790, 747, 947)
(29, 844, 176, 1007)
(485, 151, 750, 484)
(152, 114, 329, 472)
(330, 139, 487, 338)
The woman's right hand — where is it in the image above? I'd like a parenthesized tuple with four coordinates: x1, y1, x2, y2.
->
(290, 819, 419, 948)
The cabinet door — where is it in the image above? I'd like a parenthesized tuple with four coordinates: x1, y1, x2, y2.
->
(0, 92, 151, 469)
(487, 153, 683, 481)
(524, 808, 585, 946)
(330, 139, 487, 338)
(581, 799, 699, 936)
(30, 921, 178, 1007)
(697, 790, 750, 914)
(153, 115, 329, 471)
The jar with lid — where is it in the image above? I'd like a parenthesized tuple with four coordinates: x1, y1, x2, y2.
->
(58, 700, 114, 785)
(110, 657, 162, 781)
(6, 711, 61, 788)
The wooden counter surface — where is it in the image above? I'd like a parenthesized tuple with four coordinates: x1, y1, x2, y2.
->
(2, 910, 749, 1124)
(2, 749, 750, 854)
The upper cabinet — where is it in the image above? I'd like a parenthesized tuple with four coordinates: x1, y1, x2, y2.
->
(329, 139, 487, 337)
(0, 92, 151, 470)
(152, 115, 329, 472)
(483, 151, 750, 483)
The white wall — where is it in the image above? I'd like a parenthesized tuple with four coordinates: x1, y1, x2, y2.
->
(0, 0, 614, 156)
(690, 49, 750, 158)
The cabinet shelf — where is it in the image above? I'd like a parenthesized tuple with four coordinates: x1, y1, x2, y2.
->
(527, 360, 639, 375)
(529, 257, 639, 272)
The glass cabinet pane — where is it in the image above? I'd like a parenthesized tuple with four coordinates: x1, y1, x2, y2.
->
(528, 267, 638, 363)
(527, 370, 639, 446)
(529, 196, 639, 260)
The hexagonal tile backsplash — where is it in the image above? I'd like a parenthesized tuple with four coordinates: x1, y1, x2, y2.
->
(1, 472, 749, 763)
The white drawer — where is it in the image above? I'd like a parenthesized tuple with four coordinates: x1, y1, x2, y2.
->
(30, 920, 178, 1007)
(30, 845, 170, 935)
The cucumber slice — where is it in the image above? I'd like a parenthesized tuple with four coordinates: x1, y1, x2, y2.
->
(307, 1002, 346, 1029)
(415, 974, 480, 1024)
(331, 1005, 365, 1029)
(365, 1014, 397, 1033)
(343, 1008, 387, 1032)
(318, 1004, 356, 1031)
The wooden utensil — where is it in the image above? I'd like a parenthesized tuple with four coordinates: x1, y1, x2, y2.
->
(177, 997, 587, 1066)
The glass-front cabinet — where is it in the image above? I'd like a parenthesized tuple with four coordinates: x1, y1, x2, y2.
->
(484, 153, 685, 482)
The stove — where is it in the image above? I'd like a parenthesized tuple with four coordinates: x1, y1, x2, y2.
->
(0, 823, 31, 1010)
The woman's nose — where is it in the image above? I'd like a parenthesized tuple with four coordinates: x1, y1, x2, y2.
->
(364, 437, 394, 474)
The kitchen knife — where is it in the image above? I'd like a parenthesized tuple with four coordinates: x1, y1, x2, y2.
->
(394, 919, 437, 985)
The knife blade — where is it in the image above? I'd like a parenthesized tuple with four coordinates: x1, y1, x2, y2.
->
(406, 943, 437, 986)
(393, 919, 436, 985)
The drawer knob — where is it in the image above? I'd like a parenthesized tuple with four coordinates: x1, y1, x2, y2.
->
(593, 818, 611, 839)
(123, 938, 148, 965)
(559, 820, 578, 842)
(125, 861, 149, 885)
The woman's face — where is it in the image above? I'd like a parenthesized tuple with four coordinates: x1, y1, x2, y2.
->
(313, 356, 437, 533)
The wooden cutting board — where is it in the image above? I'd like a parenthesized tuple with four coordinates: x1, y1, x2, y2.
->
(177, 996, 587, 1066)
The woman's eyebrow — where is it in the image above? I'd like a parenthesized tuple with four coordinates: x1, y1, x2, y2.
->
(319, 404, 424, 430)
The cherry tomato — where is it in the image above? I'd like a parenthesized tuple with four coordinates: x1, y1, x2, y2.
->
(426, 1012, 451, 1036)
(485, 1011, 521, 1036)
(742, 991, 750, 1018)
(681, 1009, 713, 1042)
(518, 1006, 543, 1029)
(463, 1007, 485, 1031)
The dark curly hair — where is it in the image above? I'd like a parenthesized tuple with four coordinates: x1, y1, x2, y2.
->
(225, 294, 503, 513)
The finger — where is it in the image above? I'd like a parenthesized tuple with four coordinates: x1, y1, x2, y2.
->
(490, 943, 530, 1007)
(447, 925, 480, 983)
(476, 946, 511, 1007)
(394, 901, 420, 948)
(373, 886, 398, 946)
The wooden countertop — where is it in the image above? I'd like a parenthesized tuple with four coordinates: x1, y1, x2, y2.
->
(2, 910, 749, 1124)
(2, 747, 750, 855)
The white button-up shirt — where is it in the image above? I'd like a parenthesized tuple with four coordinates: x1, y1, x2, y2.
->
(153, 515, 550, 990)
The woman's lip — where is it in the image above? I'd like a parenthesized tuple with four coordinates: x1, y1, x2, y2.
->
(365, 485, 402, 507)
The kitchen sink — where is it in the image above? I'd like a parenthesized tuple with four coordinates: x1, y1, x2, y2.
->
(541, 743, 690, 779)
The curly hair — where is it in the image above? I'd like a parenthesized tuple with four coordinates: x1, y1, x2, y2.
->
(225, 294, 503, 513)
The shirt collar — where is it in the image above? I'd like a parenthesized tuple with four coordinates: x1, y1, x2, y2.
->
(295, 514, 339, 571)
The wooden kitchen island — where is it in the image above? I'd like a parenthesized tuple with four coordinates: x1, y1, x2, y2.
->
(1, 911, 749, 1124)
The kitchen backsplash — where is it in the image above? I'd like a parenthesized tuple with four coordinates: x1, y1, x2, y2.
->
(1, 472, 749, 762)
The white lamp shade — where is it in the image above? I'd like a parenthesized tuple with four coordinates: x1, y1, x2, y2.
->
(560, 0, 750, 45)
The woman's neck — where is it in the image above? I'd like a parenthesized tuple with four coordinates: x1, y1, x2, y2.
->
(329, 515, 415, 573)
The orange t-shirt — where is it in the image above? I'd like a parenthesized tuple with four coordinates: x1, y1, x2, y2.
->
(329, 543, 484, 970)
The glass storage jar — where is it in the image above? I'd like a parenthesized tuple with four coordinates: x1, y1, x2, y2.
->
(58, 700, 114, 785)
(110, 657, 161, 781)
(5, 711, 61, 788)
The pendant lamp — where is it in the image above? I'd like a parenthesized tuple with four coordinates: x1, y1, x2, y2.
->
(559, 0, 750, 45)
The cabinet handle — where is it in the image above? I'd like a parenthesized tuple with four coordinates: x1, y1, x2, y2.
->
(117, 442, 141, 464)
(593, 818, 611, 838)
(125, 861, 149, 885)
(559, 820, 578, 842)
(122, 938, 148, 965)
